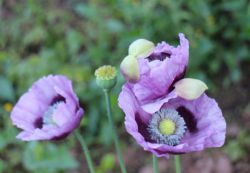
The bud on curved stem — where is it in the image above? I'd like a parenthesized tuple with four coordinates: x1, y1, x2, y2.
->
(120, 55, 140, 83)
(174, 78, 208, 100)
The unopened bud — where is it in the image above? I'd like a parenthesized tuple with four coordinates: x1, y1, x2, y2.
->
(174, 78, 208, 100)
(120, 55, 140, 83)
(128, 39, 155, 59)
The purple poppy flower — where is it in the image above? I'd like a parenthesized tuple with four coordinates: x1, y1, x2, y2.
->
(11, 75, 83, 141)
(119, 86, 226, 158)
(127, 33, 189, 105)
(118, 34, 226, 158)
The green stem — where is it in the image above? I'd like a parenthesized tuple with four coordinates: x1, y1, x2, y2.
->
(104, 90, 127, 173)
(174, 155, 181, 173)
(152, 155, 159, 173)
(75, 130, 95, 173)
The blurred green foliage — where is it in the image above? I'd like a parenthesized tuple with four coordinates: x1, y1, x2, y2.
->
(225, 130, 250, 162)
(0, 0, 249, 172)
(23, 142, 78, 172)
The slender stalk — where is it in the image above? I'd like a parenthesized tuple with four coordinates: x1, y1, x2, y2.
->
(152, 155, 159, 173)
(75, 130, 95, 173)
(174, 155, 181, 173)
(104, 90, 127, 173)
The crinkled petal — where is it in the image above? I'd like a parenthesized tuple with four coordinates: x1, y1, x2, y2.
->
(52, 102, 73, 126)
(54, 86, 78, 114)
(11, 87, 49, 131)
(131, 33, 189, 104)
(141, 91, 178, 114)
(118, 84, 151, 123)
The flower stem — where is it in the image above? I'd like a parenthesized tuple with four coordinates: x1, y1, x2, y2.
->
(152, 155, 159, 173)
(75, 130, 95, 173)
(104, 90, 127, 173)
(174, 155, 181, 173)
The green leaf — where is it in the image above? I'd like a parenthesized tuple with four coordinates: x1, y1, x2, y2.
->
(23, 142, 78, 173)
(23, 26, 46, 45)
(0, 159, 5, 173)
(224, 141, 245, 161)
(97, 153, 115, 173)
(66, 30, 84, 55)
(0, 76, 15, 101)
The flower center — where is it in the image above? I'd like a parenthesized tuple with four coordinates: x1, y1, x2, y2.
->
(148, 52, 171, 61)
(35, 95, 65, 128)
(43, 102, 61, 125)
(148, 108, 186, 146)
(159, 119, 176, 135)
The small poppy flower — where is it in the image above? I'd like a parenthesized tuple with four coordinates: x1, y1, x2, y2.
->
(11, 75, 83, 141)
(118, 34, 226, 158)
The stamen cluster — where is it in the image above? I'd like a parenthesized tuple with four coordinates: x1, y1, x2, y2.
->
(148, 109, 186, 146)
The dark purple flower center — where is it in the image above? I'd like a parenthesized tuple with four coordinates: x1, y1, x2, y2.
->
(135, 113, 154, 142)
(34, 117, 43, 129)
(168, 69, 186, 92)
(147, 52, 171, 61)
(177, 106, 198, 133)
(51, 95, 66, 105)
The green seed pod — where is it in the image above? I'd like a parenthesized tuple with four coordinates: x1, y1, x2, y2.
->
(95, 65, 117, 91)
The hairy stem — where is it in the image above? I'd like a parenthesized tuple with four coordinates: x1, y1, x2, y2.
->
(75, 130, 95, 173)
(104, 90, 127, 173)
(174, 155, 181, 173)
(152, 154, 159, 173)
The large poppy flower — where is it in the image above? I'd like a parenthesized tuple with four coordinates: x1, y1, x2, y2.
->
(118, 34, 226, 158)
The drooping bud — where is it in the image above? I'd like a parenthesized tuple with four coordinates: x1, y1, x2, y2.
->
(120, 55, 140, 83)
(128, 39, 155, 59)
(95, 65, 117, 91)
(174, 78, 208, 100)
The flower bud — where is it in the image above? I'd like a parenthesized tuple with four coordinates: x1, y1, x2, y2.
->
(174, 78, 208, 100)
(128, 39, 155, 59)
(120, 55, 140, 83)
(95, 65, 117, 91)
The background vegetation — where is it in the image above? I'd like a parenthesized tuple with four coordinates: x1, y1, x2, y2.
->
(0, 0, 250, 172)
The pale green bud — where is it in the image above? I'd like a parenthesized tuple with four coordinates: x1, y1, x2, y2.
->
(174, 78, 208, 100)
(120, 55, 140, 83)
(128, 39, 155, 59)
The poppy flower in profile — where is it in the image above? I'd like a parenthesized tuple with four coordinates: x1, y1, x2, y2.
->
(120, 33, 189, 104)
(11, 75, 83, 141)
(118, 34, 226, 158)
